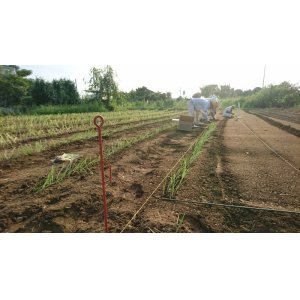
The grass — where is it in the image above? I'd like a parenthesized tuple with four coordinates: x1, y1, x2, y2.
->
(175, 214, 186, 233)
(34, 158, 97, 191)
(163, 122, 217, 198)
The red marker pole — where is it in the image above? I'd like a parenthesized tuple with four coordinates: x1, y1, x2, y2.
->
(94, 115, 108, 232)
(109, 165, 112, 184)
(109, 145, 112, 183)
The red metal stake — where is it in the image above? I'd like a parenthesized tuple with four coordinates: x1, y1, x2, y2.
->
(109, 145, 112, 183)
(94, 115, 108, 232)
(109, 165, 112, 183)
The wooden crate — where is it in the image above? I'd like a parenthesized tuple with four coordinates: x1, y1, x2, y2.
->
(178, 115, 194, 131)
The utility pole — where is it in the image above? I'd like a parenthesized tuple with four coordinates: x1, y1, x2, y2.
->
(262, 65, 266, 88)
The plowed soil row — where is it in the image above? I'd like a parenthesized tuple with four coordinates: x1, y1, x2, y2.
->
(247, 111, 300, 137)
(248, 108, 300, 124)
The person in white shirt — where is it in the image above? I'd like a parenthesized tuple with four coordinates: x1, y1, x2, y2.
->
(223, 105, 235, 118)
(188, 95, 218, 125)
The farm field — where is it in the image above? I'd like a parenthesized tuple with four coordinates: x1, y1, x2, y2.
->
(246, 108, 300, 136)
(0, 108, 300, 233)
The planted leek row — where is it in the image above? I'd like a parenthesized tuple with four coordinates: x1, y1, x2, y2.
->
(163, 123, 217, 198)
(0, 116, 177, 161)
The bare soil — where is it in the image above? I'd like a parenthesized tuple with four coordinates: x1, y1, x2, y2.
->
(247, 109, 300, 137)
(1, 110, 300, 233)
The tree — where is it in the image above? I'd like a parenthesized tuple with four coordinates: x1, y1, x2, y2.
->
(30, 78, 80, 105)
(219, 85, 234, 98)
(200, 84, 220, 97)
(16, 68, 32, 78)
(240, 81, 300, 108)
(0, 65, 32, 77)
(234, 89, 243, 97)
(252, 87, 262, 94)
(0, 75, 29, 107)
(86, 65, 118, 108)
(30, 78, 53, 105)
(52, 79, 80, 105)
(128, 87, 171, 102)
(128, 87, 150, 101)
(192, 92, 202, 98)
(0, 65, 32, 107)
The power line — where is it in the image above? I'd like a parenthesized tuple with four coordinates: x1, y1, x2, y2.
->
(262, 65, 266, 87)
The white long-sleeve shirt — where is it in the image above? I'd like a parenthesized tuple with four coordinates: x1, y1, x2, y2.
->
(188, 97, 211, 120)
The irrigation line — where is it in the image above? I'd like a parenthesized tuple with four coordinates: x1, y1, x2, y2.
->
(162, 197, 300, 215)
(238, 119, 300, 174)
(120, 129, 208, 232)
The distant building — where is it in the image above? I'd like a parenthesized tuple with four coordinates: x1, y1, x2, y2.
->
(0, 65, 17, 75)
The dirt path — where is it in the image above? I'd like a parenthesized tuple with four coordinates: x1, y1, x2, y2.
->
(224, 111, 300, 208)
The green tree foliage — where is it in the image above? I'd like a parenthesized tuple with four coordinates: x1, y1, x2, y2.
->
(86, 65, 118, 109)
(252, 87, 262, 94)
(222, 82, 300, 109)
(0, 74, 29, 106)
(128, 86, 172, 102)
(52, 79, 80, 105)
(219, 85, 234, 98)
(198, 84, 262, 99)
(192, 92, 202, 98)
(0, 66, 79, 108)
(129, 86, 153, 101)
(0, 65, 31, 107)
(30, 78, 53, 105)
(200, 84, 220, 97)
(0, 65, 32, 77)
(234, 89, 243, 97)
(16, 68, 33, 77)
(31, 78, 80, 106)
(245, 82, 300, 108)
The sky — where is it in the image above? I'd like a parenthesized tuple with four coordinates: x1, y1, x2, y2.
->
(19, 64, 300, 98)
(3, 0, 300, 98)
